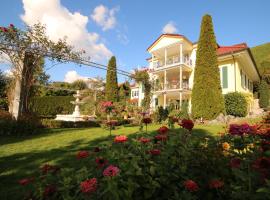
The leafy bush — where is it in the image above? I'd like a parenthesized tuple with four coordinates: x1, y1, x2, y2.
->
(40, 119, 100, 128)
(29, 96, 74, 117)
(0, 98, 8, 110)
(0, 111, 40, 135)
(224, 92, 248, 117)
(154, 106, 168, 123)
(18, 120, 270, 199)
(259, 79, 269, 108)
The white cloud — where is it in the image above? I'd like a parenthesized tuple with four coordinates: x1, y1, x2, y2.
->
(162, 21, 178, 34)
(116, 30, 129, 45)
(91, 5, 119, 31)
(21, 0, 112, 62)
(64, 70, 88, 83)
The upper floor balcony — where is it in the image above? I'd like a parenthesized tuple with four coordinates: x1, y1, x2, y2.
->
(152, 55, 193, 69)
(153, 80, 190, 92)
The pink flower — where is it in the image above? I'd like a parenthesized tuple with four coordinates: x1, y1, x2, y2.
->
(142, 117, 152, 124)
(103, 165, 120, 177)
(114, 135, 128, 143)
(76, 151, 90, 159)
(158, 126, 169, 134)
(80, 178, 97, 194)
(183, 180, 199, 192)
(18, 177, 34, 186)
(209, 179, 224, 189)
(230, 158, 241, 168)
(139, 137, 151, 144)
(155, 134, 167, 141)
(149, 149, 161, 155)
(43, 185, 57, 198)
(95, 157, 108, 168)
(40, 164, 60, 174)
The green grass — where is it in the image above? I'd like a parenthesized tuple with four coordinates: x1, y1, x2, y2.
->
(251, 42, 270, 75)
(0, 123, 224, 199)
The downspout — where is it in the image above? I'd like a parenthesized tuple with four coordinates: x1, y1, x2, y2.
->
(232, 54, 236, 92)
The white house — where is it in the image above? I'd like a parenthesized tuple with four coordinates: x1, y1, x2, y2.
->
(130, 34, 260, 112)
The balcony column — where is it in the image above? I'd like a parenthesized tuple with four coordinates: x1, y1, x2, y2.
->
(165, 48, 167, 67)
(164, 92, 167, 108)
(151, 54, 154, 68)
(179, 43, 183, 63)
(179, 92, 182, 109)
(179, 66, 183, 89)
(164, 70, 167, 90)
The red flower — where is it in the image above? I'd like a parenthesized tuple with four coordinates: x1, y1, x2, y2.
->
(95, 157, 108, 168)
(183, 180, 199, 192)
(252, 157, 270, 170)
(230, 158, 241, 168)
(43, 185, 57, 198)
(80, 178, 97, 194)
(142, 117, 152, 124)
(3, 27, 8, 32)
(229, 123, 252, 136)
(155, 134, 167, 141)
(93, 147, 101, 152)
(9, 24, 14, 27)
(149, 149, 161, 155)
(179, 119, 194, 131)
(261, 140, 270, 152)
(139, 137, 151, 144)
(18, 177, 34, 186)
(103, 165, 120, 177)
(76, 151, 90, 159)
(158, 126, 169, 134)
(209, 179, 224, 189)
(40, 164, 60, 174)
(114, 135, 128, 143)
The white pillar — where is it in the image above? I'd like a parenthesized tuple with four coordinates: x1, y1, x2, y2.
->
(188, 97, 192, 113)
(165, 48, 167, 67)
(164, 93, 167, 108)
(164, 70, 167, 90)
(180, 67, 183, 89)
(180, 43, 183, 63)
(179, 92, 182, 109)
(151, 54, 154, 68)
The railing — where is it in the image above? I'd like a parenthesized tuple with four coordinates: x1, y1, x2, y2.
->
(153, 81, 190, 91)
(153, 56, 193, 69)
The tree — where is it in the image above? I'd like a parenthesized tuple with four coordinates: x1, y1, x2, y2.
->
(105, 56, 118, 102)
(259, 79, 269, 108)
(119, 82, 130, 105)
(191, 14, 225, 119)
(0, 70, 8, 98)
(71, 80, 88, 90)
(0, 23, 82, 119)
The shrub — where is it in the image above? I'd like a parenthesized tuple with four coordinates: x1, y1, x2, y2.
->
(0, 111, 40, 135)
(224, 92, 248, 117)
(259, 79, 269, 108)
(0, 98, 8, 110)
(29, 96, 74, 117)
(154, 106, 168, 123)
(40, 119, 100, 128)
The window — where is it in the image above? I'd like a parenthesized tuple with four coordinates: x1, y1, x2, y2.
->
(222, 66, 228, 88)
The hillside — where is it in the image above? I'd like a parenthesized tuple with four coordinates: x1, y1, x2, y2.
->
(251, 42, 270, 75)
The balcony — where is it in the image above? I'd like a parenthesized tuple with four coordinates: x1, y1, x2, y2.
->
(152, 56, 193, 69)
(154, 81, 190, 91)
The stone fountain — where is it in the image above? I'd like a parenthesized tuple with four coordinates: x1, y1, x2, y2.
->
(55, 90, 86, 122)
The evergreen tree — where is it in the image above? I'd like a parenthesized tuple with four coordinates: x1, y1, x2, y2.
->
(259, 79, 269, 108)
(191, 14, 225, 119)
(105, 56, 118, 102)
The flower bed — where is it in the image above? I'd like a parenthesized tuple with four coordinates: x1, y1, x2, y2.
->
(17, 115, 270, 199)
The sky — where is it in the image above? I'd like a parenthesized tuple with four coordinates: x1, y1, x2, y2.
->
(0, 0, 269, 83)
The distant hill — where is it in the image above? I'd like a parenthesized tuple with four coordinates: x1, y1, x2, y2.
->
(251, 42, 270, 75)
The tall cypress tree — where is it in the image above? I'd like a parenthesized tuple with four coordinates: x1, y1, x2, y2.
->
(259, 79, 269, 108)
(105, 56, 119, 102)
(191, 14, 225, 119)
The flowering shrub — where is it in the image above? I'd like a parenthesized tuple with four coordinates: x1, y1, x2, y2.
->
(179, 119, 194, 131)
(17, 116, 270, 199)
(101, 101, 114, 113)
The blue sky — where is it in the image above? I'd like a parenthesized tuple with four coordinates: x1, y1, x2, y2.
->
(0, 0, 269, 82)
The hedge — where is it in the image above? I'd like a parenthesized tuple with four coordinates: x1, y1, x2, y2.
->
(40, 119, 100, 128)
(29, 96, 74, 117)
(224, 92, 248, 117)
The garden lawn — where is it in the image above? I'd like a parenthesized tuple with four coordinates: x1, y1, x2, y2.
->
(0, 123, 226, 199)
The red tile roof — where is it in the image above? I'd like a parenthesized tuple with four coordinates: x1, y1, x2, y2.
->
(217, 43, 248, 56)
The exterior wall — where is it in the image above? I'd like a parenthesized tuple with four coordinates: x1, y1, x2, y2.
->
(130, 83, 144, 106)
(149, 37, 182, 52)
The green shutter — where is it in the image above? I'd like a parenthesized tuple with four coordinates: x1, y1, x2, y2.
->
(222, 66, 228, 88)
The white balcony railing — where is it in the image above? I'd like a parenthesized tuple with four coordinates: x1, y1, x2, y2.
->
(153, 56, 193, 69)
(154, 81, 190, 91)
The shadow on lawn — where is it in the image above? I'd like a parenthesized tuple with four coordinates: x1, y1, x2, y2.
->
(0, 126, 215, 200)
